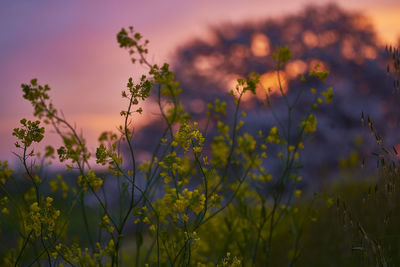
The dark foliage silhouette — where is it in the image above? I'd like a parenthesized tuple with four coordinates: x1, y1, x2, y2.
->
(161, 4, 400, 185)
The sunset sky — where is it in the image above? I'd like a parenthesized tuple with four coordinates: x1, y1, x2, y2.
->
(1, 0, 399, 164)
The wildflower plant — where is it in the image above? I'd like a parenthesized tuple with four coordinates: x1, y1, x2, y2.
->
(0, 26, 333, 266)
(189, 44, 335, 266)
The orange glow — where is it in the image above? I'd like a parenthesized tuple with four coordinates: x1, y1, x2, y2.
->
(318, 30, 338, 47)
(226, 74, 241, 95)
(308, 59, 329, 72)
(302, 30, 318, 48)
(366, 6, 400, 44)
(258, 71, 288, 99)
(285, 60, 307, 79)
(70, 103, 159, 136)
(341, 38, 356, 60)
(351, 15, 373, 32)
(362, 45, 377, 59)
(251, 33, 270, 57)
(194, 56, 214, 72)
(194, 53, 223, 72)
(226, 74, 254, 102)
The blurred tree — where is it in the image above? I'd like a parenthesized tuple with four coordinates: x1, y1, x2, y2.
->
(161, 4, 400, 186)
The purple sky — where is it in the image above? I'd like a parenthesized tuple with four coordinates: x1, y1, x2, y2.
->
(1, 0, 399, 164)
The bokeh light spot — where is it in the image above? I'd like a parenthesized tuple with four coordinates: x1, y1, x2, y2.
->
(251, 33, 270, 57)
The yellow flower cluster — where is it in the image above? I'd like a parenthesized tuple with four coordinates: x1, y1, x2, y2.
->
(157, 187, 205, 224)
(237, 133, 256, 153)
(207, 98, 227, 116)
(217, 252, 242, 267)
(25, 197, 60, 238)
(288, 144, 301, 159)
(211, 137, 230, 167)
(322, 87, 333, 103)
(0, 161, 13, 184)
(173, 122, 204, 153)
(217, 121, 230, 139)
(209, 193, 222, 208)
(339, 150, 359, 169)
(55, 243, 100, 265)
(100, 215, 115, 233)
(178, 188, 205, 215)
(295, 189, 302, 197)
(266, 127, 280, 144)
(258, 172, 273, 183)
(184, 231, 200, 243)
(159, 152, 191, 186)
(49, 174, 69, 199)
(0, 196, 9, 215)
(138, 157, 157, 173)
(77, 169, 103, 192)
(301, 114, 317, 133)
